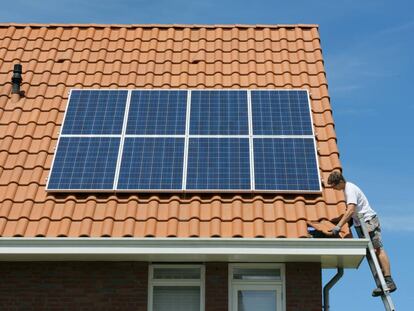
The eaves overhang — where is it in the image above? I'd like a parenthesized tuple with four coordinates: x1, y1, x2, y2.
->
(0, 238, 368, 269)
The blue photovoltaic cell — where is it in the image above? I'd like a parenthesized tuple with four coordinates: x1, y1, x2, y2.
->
(190, 90, 249, 135)
(253, 138, 320, 191)
(47, 137, 120, 190)
(251, 90, 313, 135)
(62, 90, 128, 135)
(49, 89, 321, 193)
(126, 90, 188, 135)
(186, 138, 251, 190)
(118, 138, 185, 190)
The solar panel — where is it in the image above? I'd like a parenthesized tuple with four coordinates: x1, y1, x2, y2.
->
(251, 90, 313, 135)
(117, 138, 185, 190)
(126, 90, 187, 135)
(62, 90, 128, 135)
(253, 138, 320, 191)
(48, 89, 321, 193)
(47, 137, 120, 190)
(186, 138, 251, 190)
(190, 90, 248, 135)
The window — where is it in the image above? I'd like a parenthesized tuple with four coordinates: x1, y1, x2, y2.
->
(229, 264, 285, 311)
(148, 265, 205, 311)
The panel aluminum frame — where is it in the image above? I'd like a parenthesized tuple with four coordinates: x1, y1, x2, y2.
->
(46, 89, 322, 193)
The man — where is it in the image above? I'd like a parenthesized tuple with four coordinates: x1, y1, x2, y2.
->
(327, 171, 397, 296)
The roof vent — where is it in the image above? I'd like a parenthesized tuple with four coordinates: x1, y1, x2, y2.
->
(11, 63, 23, 94)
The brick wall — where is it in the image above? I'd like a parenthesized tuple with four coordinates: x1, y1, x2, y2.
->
(0, 261, 321, 311)
(0, 262, 148, 311)
(205, 262, 228, 311)
(286, 262, 322, 311)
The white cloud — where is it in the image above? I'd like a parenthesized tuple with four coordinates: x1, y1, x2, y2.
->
(375, 20, 414, 37)
(326, 20, 413, 98)
(379, 215, 414, 232)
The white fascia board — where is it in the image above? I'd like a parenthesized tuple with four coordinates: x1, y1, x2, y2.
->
(0, 238, 368, 269)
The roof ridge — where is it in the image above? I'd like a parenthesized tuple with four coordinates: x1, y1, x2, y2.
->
(0, 23, 319, 29)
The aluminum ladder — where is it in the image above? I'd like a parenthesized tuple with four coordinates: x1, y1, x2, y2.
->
(357, 213, 396, 311)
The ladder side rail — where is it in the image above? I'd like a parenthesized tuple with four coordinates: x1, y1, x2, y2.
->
(365, 247, 396, 311)
(366, 261, 396, 311)
(357, 214, 396, 311)
(358, 227, 395, 311)
(381, 292, 396, 311)
(357, 213, 389, 291)
(356, 226, 383, 289)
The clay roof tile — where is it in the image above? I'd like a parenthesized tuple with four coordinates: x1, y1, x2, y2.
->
(0, 23, 349, 239)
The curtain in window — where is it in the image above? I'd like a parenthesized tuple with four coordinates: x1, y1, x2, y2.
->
(238, 290, 277, 311)
(153, 286, 200, 311)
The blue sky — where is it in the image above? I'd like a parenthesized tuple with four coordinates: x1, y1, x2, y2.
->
(1, 0, 413, 309)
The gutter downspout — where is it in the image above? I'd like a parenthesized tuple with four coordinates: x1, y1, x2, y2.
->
(323, 268, 344, 311)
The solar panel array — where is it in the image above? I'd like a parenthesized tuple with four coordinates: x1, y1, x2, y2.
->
(47, 89, 321, 192)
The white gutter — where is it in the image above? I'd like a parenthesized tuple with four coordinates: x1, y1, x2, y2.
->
(0, 238, 368, 268)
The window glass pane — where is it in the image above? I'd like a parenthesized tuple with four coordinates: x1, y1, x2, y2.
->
(238, 290, 277, 311)
(153, 286, 200, 311)
(233, 268, 281, 281)
(153, 267, 201, 280)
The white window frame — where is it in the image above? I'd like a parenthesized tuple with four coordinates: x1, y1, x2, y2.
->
(148, 264, 205, 311)
(229, 263, 285, 311)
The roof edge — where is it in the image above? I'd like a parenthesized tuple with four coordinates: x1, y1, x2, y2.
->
(0, 238, 367, 268)
(0, 23, 319, 29)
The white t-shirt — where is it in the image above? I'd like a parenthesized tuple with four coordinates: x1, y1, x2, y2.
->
(344, 182, 376, 225)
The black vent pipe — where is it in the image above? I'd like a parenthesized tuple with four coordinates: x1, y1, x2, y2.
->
(11, 64, 22, 94)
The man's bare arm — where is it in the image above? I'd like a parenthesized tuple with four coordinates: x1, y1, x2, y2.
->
(330, 204, 356, 235)
(337, 203, 356, 228)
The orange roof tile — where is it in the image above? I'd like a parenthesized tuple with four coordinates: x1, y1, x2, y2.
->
(0, 24, 349, 238)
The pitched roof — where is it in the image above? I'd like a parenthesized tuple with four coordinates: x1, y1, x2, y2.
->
(0, 24, 349, 238)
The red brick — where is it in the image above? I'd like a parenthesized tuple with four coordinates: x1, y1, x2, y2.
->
(0, 262, 148, 311)
(205, 263, 228, 311)
(286, 262, 322, 311)
(0, 261, 323, 310)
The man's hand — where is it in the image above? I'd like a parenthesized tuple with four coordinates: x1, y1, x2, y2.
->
(331, 225, 341, 236)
